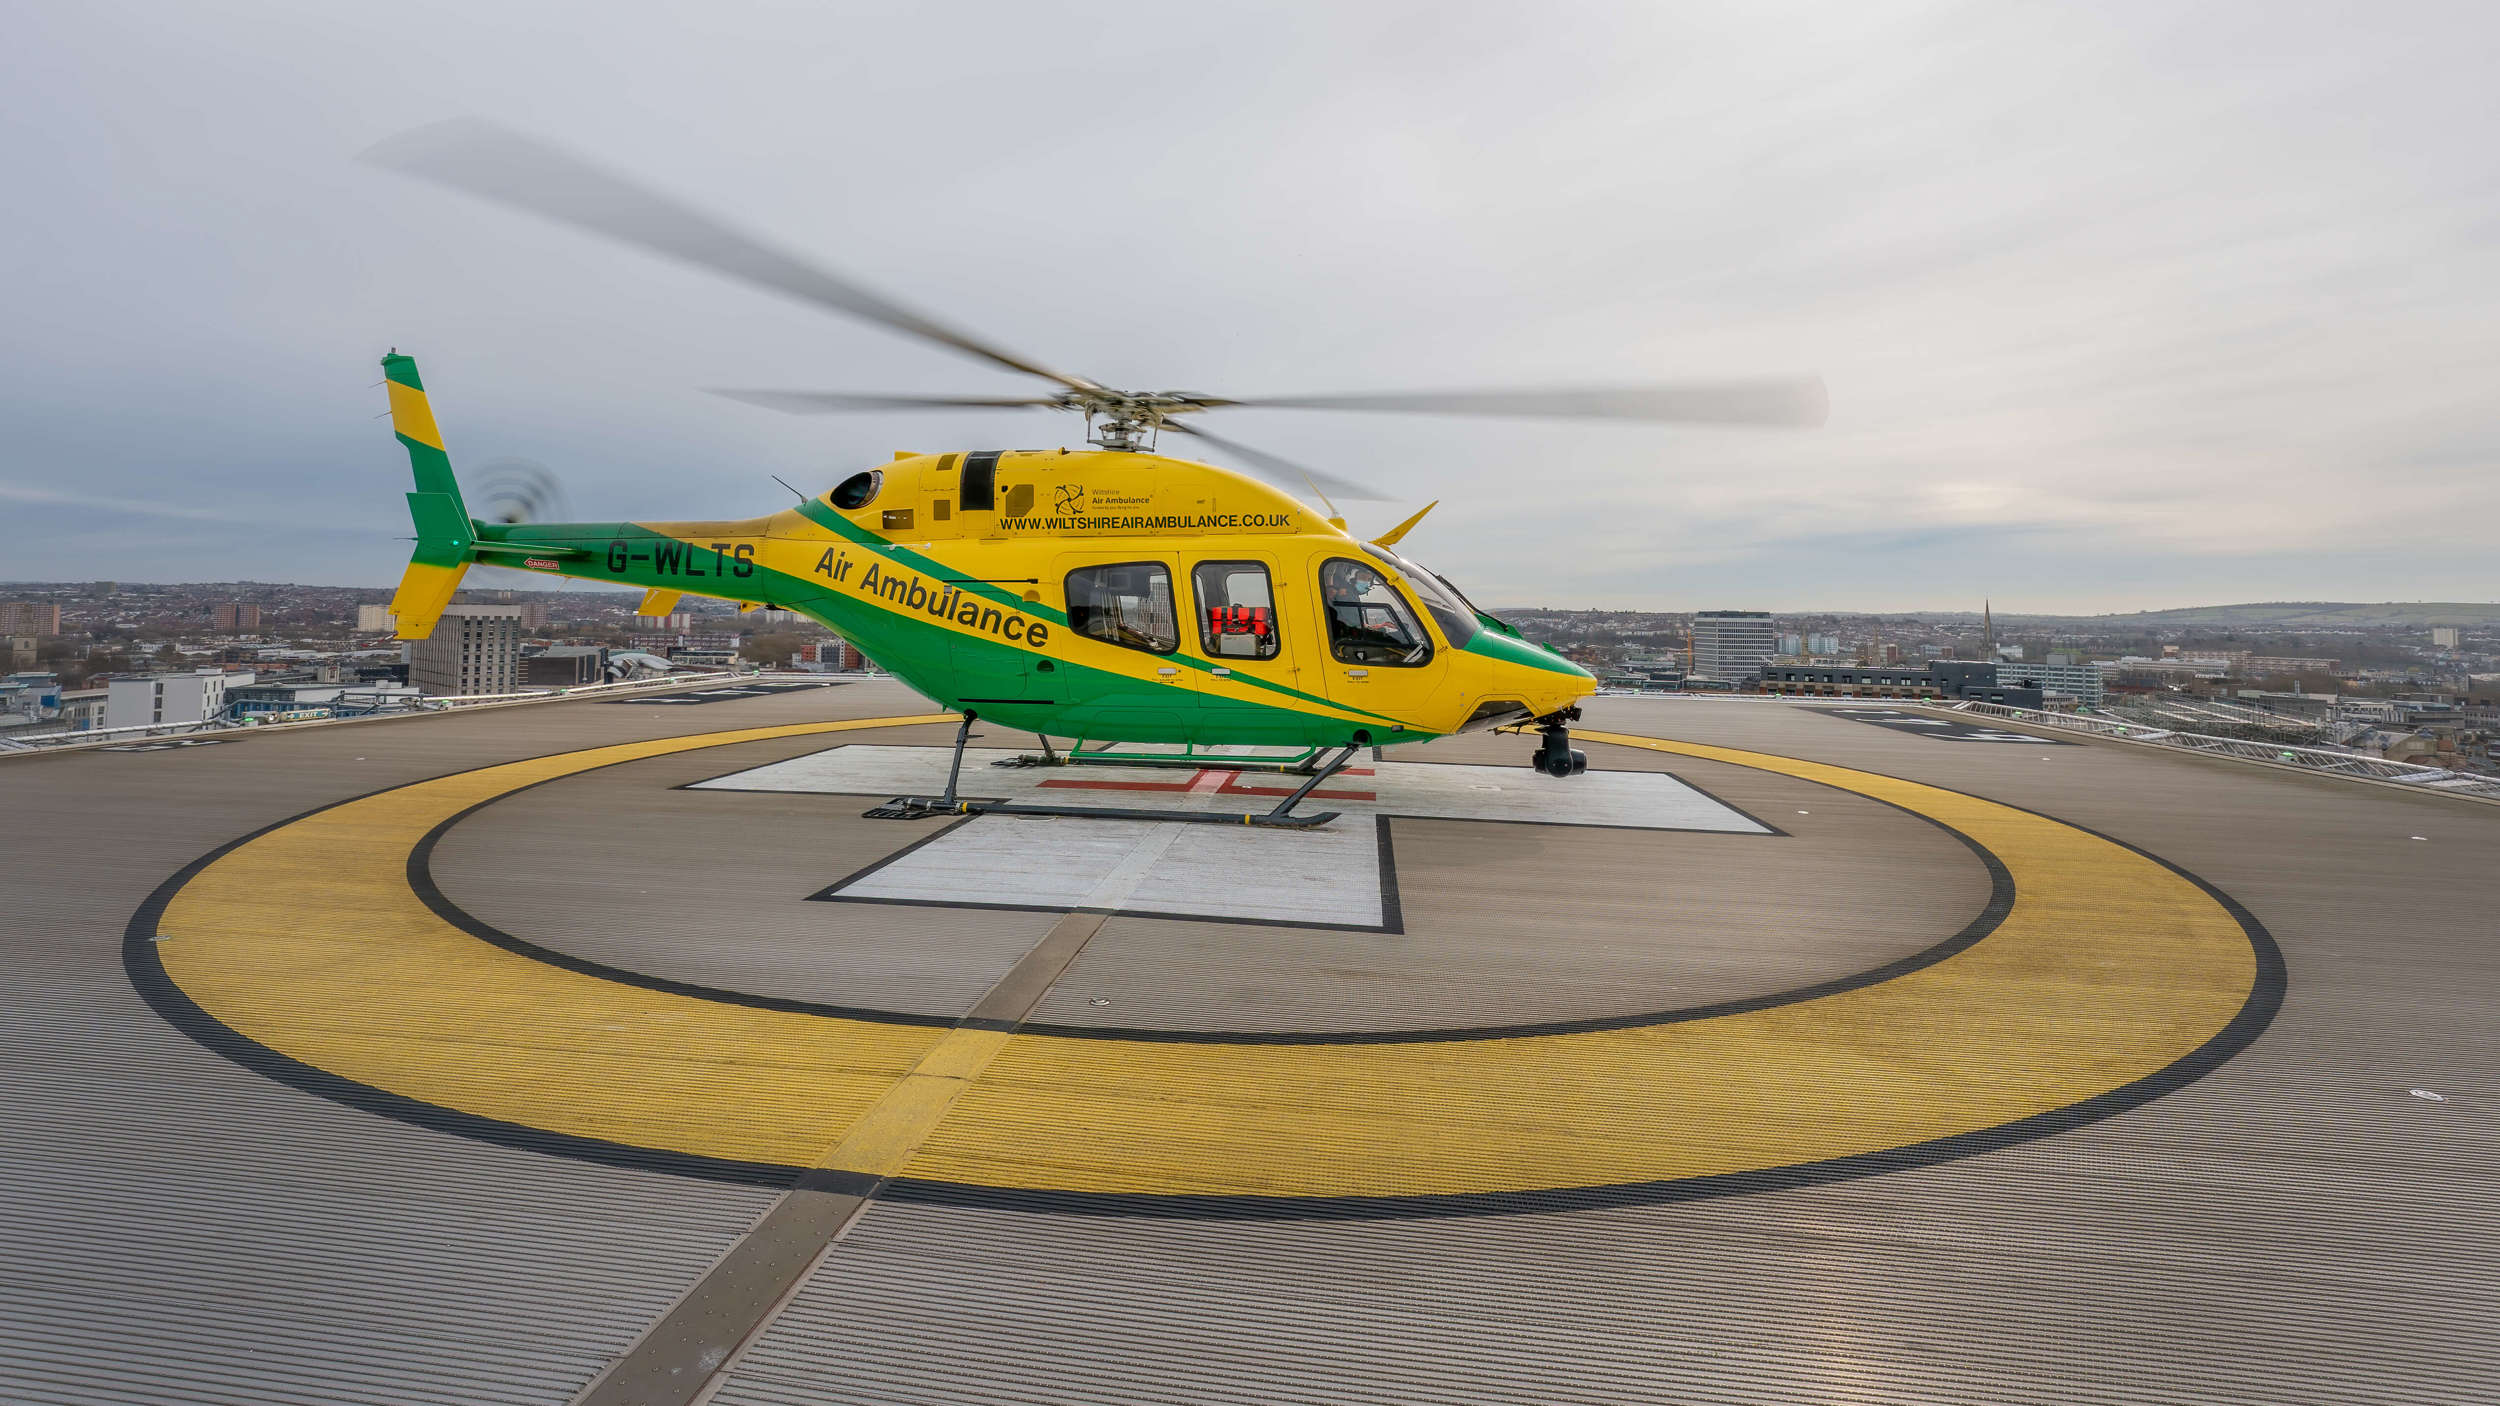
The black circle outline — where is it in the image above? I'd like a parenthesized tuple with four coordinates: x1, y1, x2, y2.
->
(122, 723, 2286, 1220)
(408, 746, 2015, 1044)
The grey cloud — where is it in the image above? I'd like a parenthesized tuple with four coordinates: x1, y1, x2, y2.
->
(2, 1, 2495, 609)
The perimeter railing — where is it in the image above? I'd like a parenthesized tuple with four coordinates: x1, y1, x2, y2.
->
(1937, 699, 2500, 802)
(2108, 696, 2327, 736)
(0, 669, 747, 757)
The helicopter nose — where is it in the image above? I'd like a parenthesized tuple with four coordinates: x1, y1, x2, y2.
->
(1531, 644, 1593, 680)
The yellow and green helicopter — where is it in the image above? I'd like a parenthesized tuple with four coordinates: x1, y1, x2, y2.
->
(367, 122, 1825, 827)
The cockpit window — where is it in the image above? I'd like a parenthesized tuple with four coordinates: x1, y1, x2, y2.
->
(829, 470, 883, 510)
(1321, 558, 1433, 667)
(1360, 544, 1480, 647)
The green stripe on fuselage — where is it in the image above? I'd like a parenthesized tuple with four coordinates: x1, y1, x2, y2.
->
(787, 500, 1408, 728)
(1462, 628, 1591, 678)
(496, 518, 1421, 746)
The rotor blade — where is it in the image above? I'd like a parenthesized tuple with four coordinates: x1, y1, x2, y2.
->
(709, 390, 1064, 414)
(1196, 377, 1829, 427)
(361, 118, 1092, 391)
(1161, 421, 1392, 504)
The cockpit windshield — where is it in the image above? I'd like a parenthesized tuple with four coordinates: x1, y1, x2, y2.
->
(1361, 544, 1481, 647)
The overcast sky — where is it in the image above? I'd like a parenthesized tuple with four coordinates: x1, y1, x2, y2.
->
(4, 1, 2494, 612)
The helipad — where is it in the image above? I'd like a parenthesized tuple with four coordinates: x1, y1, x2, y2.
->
(3, 679, 2493, 1405)
(699, 743, 1773, 929)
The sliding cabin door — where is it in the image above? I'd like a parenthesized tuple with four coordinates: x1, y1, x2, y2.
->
(1181, 554, 1316, 745)
(1053, 551, 1195, 741)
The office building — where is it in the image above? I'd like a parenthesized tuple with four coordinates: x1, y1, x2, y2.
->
(795, 639, 869, 671)
(2431, 626, 2461, 649)
(1760, 660, 2043, 707)
(2246, 656, 2341, 676)
(58, 688, 107, 730)
(227, 682, 348, 718)
(104, 670, 249, 729)
(211, 603, 262, 632)
(6, 637, 33, 671)
(3, 676, 105, 731)
(1691, 611, 1778, 684)
(1997, 656, 2105, 704)
(2153, 647, 2249, 671)
(443, 591, 546, 630)
(356, 604, 397, 633)
(631, 631, 739, 660)
(0, 602, 61, 635)
(407, 604, 523, 696)
(0, 673, 61, 723)
(523, 646, 607, 686)
(1602, 655, 1686, 692)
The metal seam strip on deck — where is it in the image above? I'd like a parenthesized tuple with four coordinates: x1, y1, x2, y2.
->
(571, 911, 1110, 1406)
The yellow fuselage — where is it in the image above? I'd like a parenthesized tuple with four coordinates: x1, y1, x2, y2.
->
(486, 448, 1593, 747)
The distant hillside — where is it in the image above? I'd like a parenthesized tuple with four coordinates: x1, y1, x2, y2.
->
(1993, 602, 2500, 630)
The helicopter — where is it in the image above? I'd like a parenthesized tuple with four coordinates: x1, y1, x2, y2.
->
(365, 121, 1826, 828)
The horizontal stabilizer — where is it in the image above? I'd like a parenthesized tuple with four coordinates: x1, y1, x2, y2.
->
(469, 540, 588, 559)
(389, 560, 466, 640)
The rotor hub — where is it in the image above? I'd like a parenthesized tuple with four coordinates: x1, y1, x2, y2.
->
(1067, 390, 1201, 453)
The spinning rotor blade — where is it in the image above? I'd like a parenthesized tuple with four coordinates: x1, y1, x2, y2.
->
(1197, 377, 1830, 427)
(472, 457, 571, 524)
(361, 119, 1091, 391)
(709, 390, 1064, 413)
(1161, 421, 1391, 506)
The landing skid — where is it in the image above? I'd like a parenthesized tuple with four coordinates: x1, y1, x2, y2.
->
(866, 713, 1358, 829)
(990, 738, 1334, 775)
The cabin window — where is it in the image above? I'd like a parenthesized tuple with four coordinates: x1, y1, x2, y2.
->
(830, 470, 882, 510)
(1193, 561, 1279, 660)
(1359, 544, 1481, 647)
(1320, 558, 1432, 667)
(1066, 561, 1179, 655)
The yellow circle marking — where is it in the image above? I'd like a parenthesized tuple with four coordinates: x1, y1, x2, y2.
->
(151, 720, 2258, 1201)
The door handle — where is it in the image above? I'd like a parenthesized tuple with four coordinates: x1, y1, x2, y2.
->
(1345, 669, 1369, 678)
(1156, 666, 1179, 676)
(1211, 667, 1232, 676)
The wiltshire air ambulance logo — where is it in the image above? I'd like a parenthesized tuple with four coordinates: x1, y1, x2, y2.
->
(1055, 483, 1087, 515)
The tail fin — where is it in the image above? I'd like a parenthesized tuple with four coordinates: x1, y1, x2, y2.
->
(381, 351, 475, 640)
